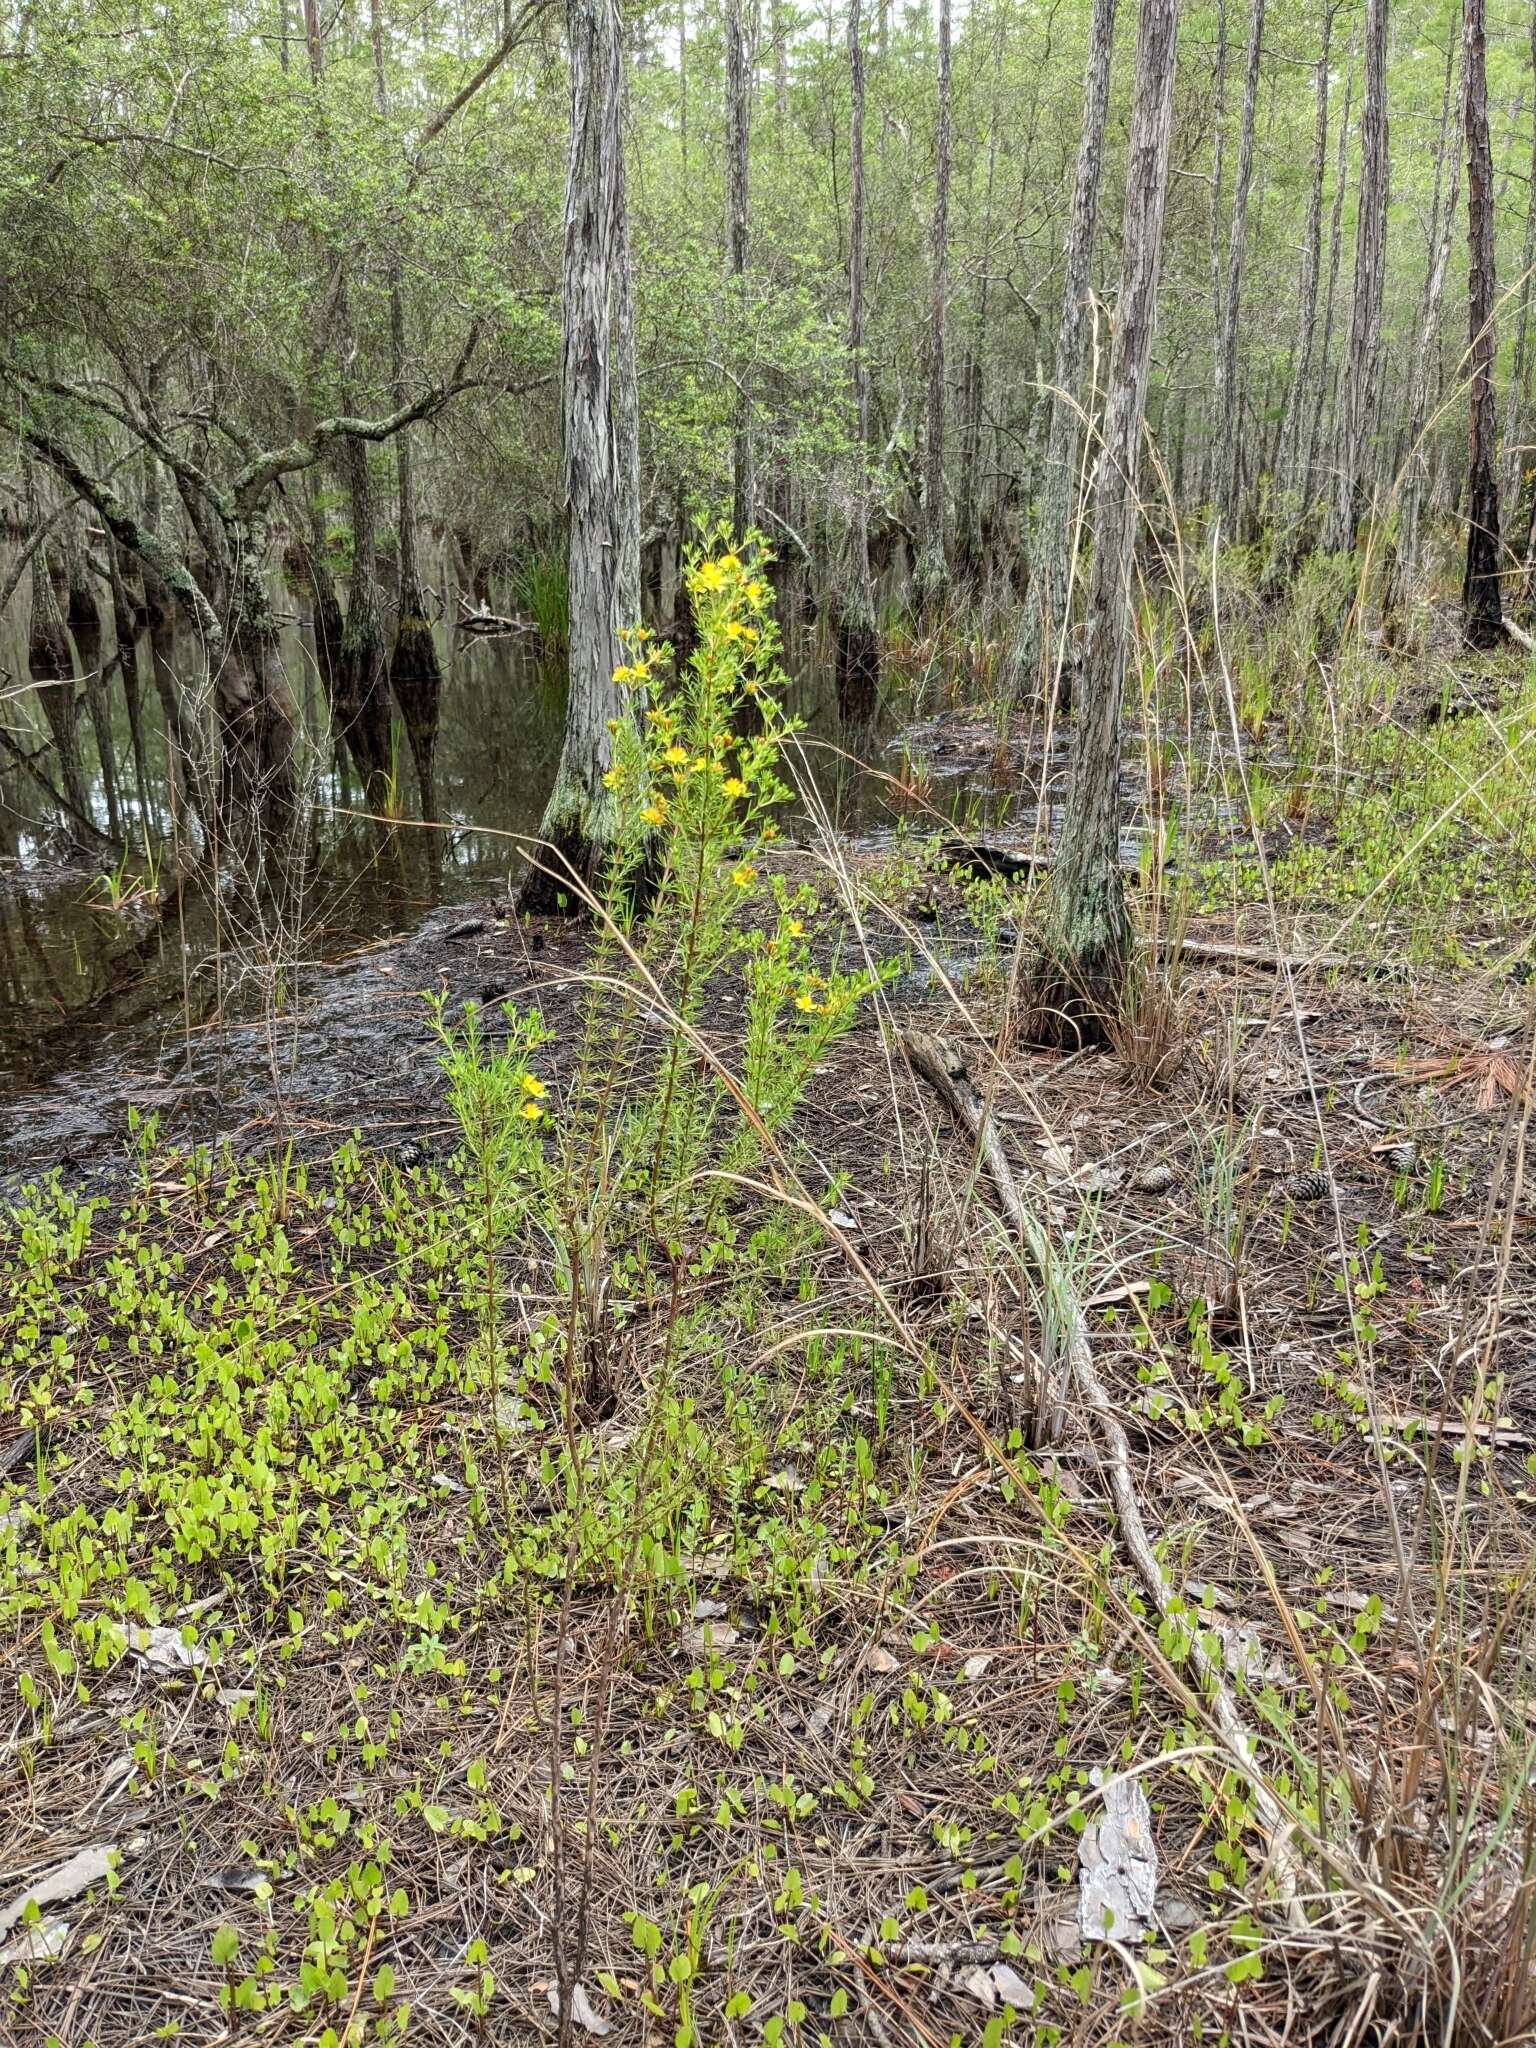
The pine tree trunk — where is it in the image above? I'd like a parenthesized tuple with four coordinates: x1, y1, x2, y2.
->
(1004, 0, 1118, 697)
(1205, 0, 1228, 506)
(1462, 0, 1502, 646)
(1302, 25, 1355, 510)
(1278, 3, 1334, 506)
(1216, 0, 1265, 527)
(524, 0, 630, 911)
(1325, 0, 1388, 555)
(836, 0, 879, 725)
(1027, 0, 1180, 1045)
(1501, 10, 1536, 508)
(1398, 40, 1462, 597)
(914, 0, 952, 615)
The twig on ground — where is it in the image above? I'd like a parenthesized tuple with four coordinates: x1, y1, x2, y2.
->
(902, 1026, 1308, 1928)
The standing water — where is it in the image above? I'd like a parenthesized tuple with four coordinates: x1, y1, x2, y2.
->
(0, 613, 1031, 1175)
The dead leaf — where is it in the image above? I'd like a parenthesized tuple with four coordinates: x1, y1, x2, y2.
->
(960, 1654, 993, 1681)
(989, 1962, 1036, 2011)
(545, 1980, 613, 2036)
(679, 1621, 739, 1657)
(863, 1644, 901, 1674)
(127, 1623, 206, 1675)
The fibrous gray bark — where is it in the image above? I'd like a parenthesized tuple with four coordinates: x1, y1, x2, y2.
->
(523, 0, 631, 910)
(1216, 0, 1265, 526)
(1283, 68, 1328, 504)
(836, 0, 879, 725)
(1004, 0, 1118, 698)
(1325, 0, 1388, 554)
(914, 0, 952, 615)
(1026, 0, 1180, 1044)
(1461, 0, 1502, 646)
(725, 0, 754, 538)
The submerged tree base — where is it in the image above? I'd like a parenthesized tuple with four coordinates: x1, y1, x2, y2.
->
(389, 609, 443, 825)
(835, 606, 880, 726)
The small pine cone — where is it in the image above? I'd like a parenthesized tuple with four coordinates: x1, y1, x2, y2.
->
(1287, 1166, 1333, 1203)
(1386, 1140, 1418, 1174)
(1133, 1160, 1178, 1194)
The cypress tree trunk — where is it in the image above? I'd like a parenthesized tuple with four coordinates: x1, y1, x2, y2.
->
(30, 548, 91, 837)
(66, 542, 121, 842)
(1216, 0, 1265, 527)
(1004, 0, 1117, 698)
(107, 541, 155, 834)
(914, 0, 952, 616)
(372, 0, 443, 829)
(836, 0, 879, 725)
(955, 11, 1003, 582)
(725, 0, 755, 538)
(1325, 0, 1388, 555)
(1026, 0, 1180, 1046)
(1461, 0, 1502, 647)
(523, 0, 630, 911)
(615, 102, 642, 628)
(337, 424, 394, 810)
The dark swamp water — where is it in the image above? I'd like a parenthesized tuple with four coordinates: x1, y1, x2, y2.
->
(1, 612, 1070, 1179)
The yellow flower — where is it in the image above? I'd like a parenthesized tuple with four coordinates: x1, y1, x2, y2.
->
(720, 553, 740, 573)
(786, 918, 804, 937)
(723, 620, 747, 641)
(694, 560, 725, 592)
(520, 1101, 543, 1122)
(664, 744, 688, 765)
(730, 864, 756, 889)
(795, 992, 816, 1013)
(641, 802, 667, 827)
(612, 664, 637, 684)
(745, 581, 765, 603)
(601, 769, 620, 789)
(723, 776, 747, 798)
(520, 1074, 547, 1098)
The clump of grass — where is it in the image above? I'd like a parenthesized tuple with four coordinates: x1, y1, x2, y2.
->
(511, 547, 570, 650)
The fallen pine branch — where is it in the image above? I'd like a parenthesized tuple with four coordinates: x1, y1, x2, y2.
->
(902, 1027, 1306, 1926)
(1503, 616, 1534, 654)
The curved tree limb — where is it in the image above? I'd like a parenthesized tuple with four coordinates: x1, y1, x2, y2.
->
(14, 418, 226, 660)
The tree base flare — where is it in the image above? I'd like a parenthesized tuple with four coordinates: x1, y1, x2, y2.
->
(1010, 886, 1131, 1053)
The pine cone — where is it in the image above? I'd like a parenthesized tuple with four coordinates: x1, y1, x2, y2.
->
(1132, 1160, 1177, 1194)
(1287, 1166, 1333, 1203)
(1386, 1140, 1418, 1174)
